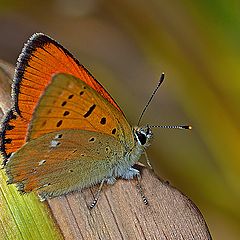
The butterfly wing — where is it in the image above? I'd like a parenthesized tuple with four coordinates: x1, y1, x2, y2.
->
(5, 129, 126, 200)
(5, 73, 135, 198)
(27, 73, 134, 150)
(1, 33, 123, 161)
(14, 33, 122, 118)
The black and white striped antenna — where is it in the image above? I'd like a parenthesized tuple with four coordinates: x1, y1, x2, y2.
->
(137, 73, 192, 130)
(137, 73, 165, 126)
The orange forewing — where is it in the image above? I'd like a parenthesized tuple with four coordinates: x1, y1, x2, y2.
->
(27, 73, 133, 148)
(1, 33, 123, 162)
(14, 33, 122, 119)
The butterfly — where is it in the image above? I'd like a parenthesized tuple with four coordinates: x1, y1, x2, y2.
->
(0, 33, 157, 208)
(0, 33, 191, 208)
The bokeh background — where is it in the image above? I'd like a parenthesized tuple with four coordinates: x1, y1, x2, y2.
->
(0, 0, 239, 239)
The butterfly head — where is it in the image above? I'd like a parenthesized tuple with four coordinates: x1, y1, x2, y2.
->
(133, 125, 153, 148)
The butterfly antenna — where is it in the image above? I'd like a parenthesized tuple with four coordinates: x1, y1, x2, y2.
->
(137, 73, 165, 126)
(149, 125, 192, 130)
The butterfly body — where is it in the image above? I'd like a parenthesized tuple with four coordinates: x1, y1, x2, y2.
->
(0, 33, 153, 202)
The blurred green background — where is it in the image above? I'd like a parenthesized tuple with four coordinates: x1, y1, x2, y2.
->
(0, 0, 239, 239)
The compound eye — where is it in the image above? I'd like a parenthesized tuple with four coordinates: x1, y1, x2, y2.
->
(136, 132, 147, 145)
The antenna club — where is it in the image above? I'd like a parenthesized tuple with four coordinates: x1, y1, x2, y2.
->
(181, 125, 192, 130)
(160, 73, 165, 83)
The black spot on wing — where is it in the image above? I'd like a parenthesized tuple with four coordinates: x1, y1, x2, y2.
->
(56, 120, 63, 127)
(100, 117, 106, 125)
(56, 134, 63, 139)
(63, 111, 70, 116)
(61, 101, 67, 106)
(84, 104, 96, 118)
(89, 137, 96, 142)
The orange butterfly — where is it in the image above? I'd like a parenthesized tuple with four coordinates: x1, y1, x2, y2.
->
(0, 33, 154, 207)
(0, 33, 190, 208)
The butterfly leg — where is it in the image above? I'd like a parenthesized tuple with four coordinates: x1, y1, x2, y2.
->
(121, 167, 148, 205)
(89, 178, 106, 209)
(89, 176, 116, 209)
(136, 173, 148, 205)
(144, 150, 153, 169)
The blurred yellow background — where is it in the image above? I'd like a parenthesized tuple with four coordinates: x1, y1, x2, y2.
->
(0, 0, 239, 239)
